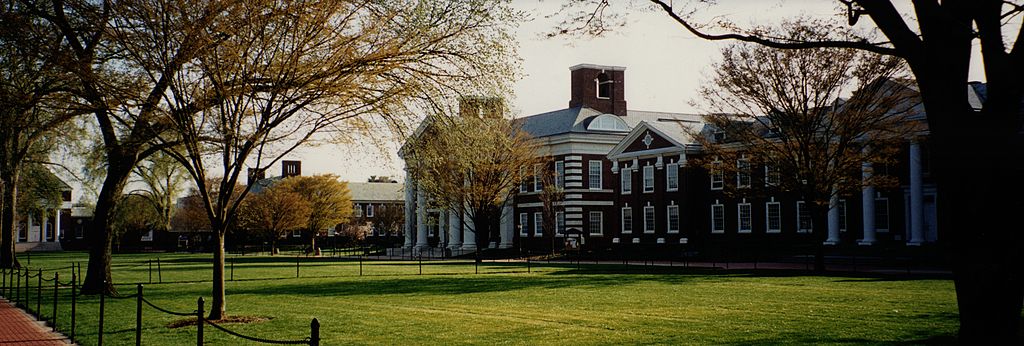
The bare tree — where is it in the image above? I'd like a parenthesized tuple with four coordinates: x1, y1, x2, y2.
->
(552, 1, 1024, 341)
(691, 20, 920, 270)
(538, 166, 565, 254)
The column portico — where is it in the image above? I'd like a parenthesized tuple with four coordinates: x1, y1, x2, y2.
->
(825, 194, 841, 245)
(403, 175, 415, 249)
(416, 189, 429, 250)
(860, 162, 877, 245)
(908, 141, 925, 245)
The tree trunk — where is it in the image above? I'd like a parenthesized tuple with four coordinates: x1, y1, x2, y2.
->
(809, 203, 829, 272)
(82, 161, 133, 295)
(0, 172, 20, 269)
(209, 231, 226, 320)
(934, 132, 1024, 343)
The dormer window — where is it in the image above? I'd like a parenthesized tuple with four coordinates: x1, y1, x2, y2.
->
(596, 72, 612, 99)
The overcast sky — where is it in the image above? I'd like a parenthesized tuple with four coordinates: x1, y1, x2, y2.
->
(72, 1, 991, 200)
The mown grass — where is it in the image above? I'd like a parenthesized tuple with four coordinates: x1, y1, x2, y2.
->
(3, 252, 958, 345)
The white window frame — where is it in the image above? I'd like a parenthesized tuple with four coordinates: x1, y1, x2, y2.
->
(596, 78, 612, 99)
(737, 202, 752, 233)
(667, 205, 680, 234)
(367, 204, 374, 218)
(534, 164, 543, 191)
(621, 207, 633, 234)
(797, 201, 812, 233)
(737, 156, 751, 188)
(555, 161, 565, 188)
(534, 212, 544, 237)
(355, 205, 363, 217)
(588, 211, 603, 236)
(588, 160, 602, 190)
(710, 160, 724, 190)
(520, 167, 529, 192)
(643, 206, 655, 233)
(711, 203, 725, 234)
(621, 168, 632, 194)
(766, 200, 782, 233)
(666, 163, 679, 191)
(643, 165, 655, 193)
(765, 165, 780, 187)
(519, 213, 528, 236)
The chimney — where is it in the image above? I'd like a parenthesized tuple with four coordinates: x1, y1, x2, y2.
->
(568, 64, 627, 116)
(247, 168, 266, 186)
(282, 160, 301, 177)
(459, 96, 505, 118)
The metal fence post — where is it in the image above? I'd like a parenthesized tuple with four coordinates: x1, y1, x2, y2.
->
(296, 257, 300, 278)
(230, 259, 234, 281)
(14, 268, 19, 303)
(37, 269, 42, 316)
(196, 297, 204, 346)
(52, 273, 58, 330)
(418, 255, 422, 275)
(70, 273, 76, 342)
(157, 258, 162, 283)
(149, 260, 153, 284)
(310, 318, 320, 346)
(99, 282, 106, 346)
(136, 284, 143, 346)
(359, 255, 362, 276)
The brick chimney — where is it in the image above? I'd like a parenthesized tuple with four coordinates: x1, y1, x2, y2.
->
(568, 64, 627, 116)
(281, 160, 301, 177)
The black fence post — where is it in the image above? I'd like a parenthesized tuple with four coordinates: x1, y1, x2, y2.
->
(149, 260, 153, 284)
(418, 255, 422, 275)
(99, 282, 106, 346)
(136, 284, 143, 346)
(52, 272, 58, 330)
(37, 269, 42, 316)
(14, 268, 19, 304)
(296, 257, 300, 278)
(196, 297, 204, 346)
(70, 273, 76, 343)
(359, 255, 363, 276)
(157, 258, 162, 283)
(527, 255, 531, 274)
(310, 318, 320, 346)
(230, 259, 234, 281)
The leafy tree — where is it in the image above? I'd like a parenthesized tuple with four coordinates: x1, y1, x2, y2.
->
(404, 100, 544, 250)
(691, 21, 920, 270)
(128, 152, 188, 236)
(109, 193, 161, 251)
(0, 0, 79, 268)
(284, 176, 352, 253)
(153, 0, 519, 320)
(554, 0, 1024, 341)
(238, 185, 310, 255)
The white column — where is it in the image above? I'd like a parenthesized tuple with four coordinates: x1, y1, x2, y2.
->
(908, 140, 925, 245)
(27, 213, 35, 242)
(42, 214, 49, 242)
(859, 161, 877, 245)
(825, 194, 841, 245)
(403, 175, 415, 249)
(448, 209, 462, 250)
(462, 209, 477, 251)
(499, 201, 514, 249)
(54, 209, 62, 242)
(416, 189, 429, 250)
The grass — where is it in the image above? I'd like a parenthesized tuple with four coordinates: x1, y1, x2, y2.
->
(3, 252, 959, 345)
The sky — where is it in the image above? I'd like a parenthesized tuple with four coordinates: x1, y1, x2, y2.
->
(67, 1, 992, 200)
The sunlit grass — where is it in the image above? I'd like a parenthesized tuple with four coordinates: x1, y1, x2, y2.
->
(4, 252, 958, 345)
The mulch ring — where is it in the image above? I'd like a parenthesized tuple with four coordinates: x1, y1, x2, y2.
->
(168, 315, 272, 328)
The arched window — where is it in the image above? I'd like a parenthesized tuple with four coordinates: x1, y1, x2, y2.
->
(596, 72, 612, 99)
(586, 114, 630, 132)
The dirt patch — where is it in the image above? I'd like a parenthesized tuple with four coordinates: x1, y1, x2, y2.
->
(167, 315, 272, 329)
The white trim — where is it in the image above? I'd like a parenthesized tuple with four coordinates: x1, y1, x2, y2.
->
(533, 212, 544, 237)
(588, 211, 603, 236)
(516, 200, 615, 208)
(556, 212, 566, 236)
(765, 165, 780, 187)
(643, 165, 655, 193)
(533, 164, 543, 191)
(621, 207, 633, 234)
(643, 206, 655, 233)
(797, 201, 812, 233)
(570, 63, 626, 71)
(366, 204, 374, 218)
(588, 160, 603, 189)
(621, 168, 632, 194)
(765, 200, 781, 233)
(736, 156, 751, 189)
(555, 161, 565, 188)
(666, 163, 679, 191)
(666, 205, 680, 234)
(711, 203, 725, 234)
(519, 213, 528, 236)
(737, 202, 752, 233)
(710, 160, 723, 190)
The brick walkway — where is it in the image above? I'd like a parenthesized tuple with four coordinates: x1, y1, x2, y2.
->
(0, 299, 70, 345)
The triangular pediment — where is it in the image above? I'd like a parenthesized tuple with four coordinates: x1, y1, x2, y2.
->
(607, 121, 687, 159)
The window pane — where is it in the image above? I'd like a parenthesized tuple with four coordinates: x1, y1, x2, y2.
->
(589, 212, 602, 235)
(534, 213, 543, 236)
(738, 204, 751, 232)
(767, 203, 781, 232)
(555, 161, 565, 188)
(644, 207, 655, 232)
(667, 164, 678, 190)
(875, 199, 890, 230)
(589, 161, 602, 189)
(668, 205, 679, 232)
(622, 208, 632, 233)
(712, 205, 725, 232)
(644, 166, 654, 192)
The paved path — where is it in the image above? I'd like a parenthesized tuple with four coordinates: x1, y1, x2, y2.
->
(0, 298, 71, 345)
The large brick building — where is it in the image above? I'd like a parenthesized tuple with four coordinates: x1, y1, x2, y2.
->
(402, 63, 946, 257)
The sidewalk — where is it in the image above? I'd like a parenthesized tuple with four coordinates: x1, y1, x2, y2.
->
(0, 298, 71, 345)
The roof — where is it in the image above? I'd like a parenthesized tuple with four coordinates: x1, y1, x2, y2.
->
(516, 106, 704, 139)
(347, 182, 404, 203)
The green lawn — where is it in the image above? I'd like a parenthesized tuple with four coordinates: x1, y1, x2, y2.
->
(4, 252, 958, 345)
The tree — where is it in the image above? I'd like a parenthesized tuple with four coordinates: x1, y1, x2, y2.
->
(404, 100, 544, 250)
(276, 175, 351, 253)
(0, 0, 79, 268)
(109, 194, 161, 251)
(538, 166, 565, 254)
(129, 152, 189, 237)
(238, 184, 310, 255)
(169, 189, 211, 236)
(554, 0, 1024, 341)
(153, 0, 519, 320)
(691, 21, 919, 270)
(371, 203, 404, 239)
